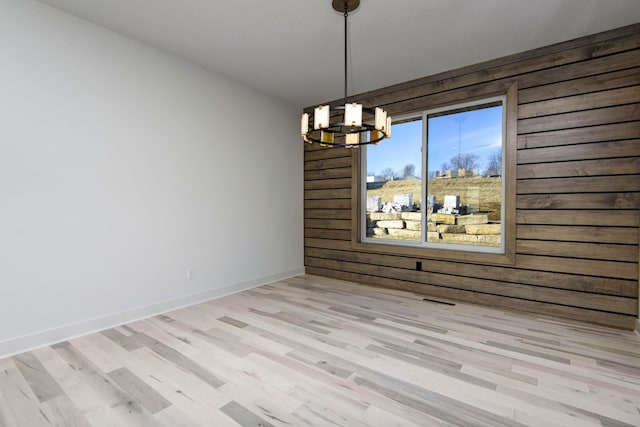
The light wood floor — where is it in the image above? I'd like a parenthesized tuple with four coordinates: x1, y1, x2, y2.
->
(1, 274, 639, 426)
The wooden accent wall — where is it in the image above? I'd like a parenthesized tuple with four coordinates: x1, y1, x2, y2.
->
(304, 24, 640, 329)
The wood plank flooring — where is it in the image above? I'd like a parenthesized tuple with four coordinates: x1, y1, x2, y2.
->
(1, 274, 639, 426)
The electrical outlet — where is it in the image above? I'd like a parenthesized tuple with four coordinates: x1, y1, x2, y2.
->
(186, 268, 195, 279)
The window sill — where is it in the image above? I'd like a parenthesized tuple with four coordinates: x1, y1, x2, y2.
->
(351, 239, 516, 266)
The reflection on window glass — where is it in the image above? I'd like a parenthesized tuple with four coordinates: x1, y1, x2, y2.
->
(365, 119, 422, 241)
(364, 98, 504, 251)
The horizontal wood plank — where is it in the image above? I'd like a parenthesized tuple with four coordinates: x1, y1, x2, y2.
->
(518, 104, 640, 135)
(516, 193, 640, 209)
(305, 246, 638, 297)
(305, 238, 352, 250)
(517, 175, 640, 194)
(304, 188, 351, 200)
(517, 157, 640, 179)
(304, 146, 352, 162)
(304, 178, 352, 190)
(516, 225, 638, 245)
(518, 86, 640, 119)
(304, 219, 352, 230)
(304, 209, 351, 220)
(516, 240, 638, 262)
(516, 209, 639, 226)
(305, 167, 352, 180)
(518, 122, 640, 149)
(518, 67, 640, 104)
(514, 254, 637, 280)
(518, 139, 640, 164)
(304, 199, 352, 209)
(305, 156, 351, 171)
(304, 228, 351, 240)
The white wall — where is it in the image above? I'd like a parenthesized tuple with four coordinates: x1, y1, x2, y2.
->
(0, 0, 304, 357)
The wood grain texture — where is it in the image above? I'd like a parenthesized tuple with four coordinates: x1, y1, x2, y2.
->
(304, 246, 638, 297)
(517, 122, 640, 149)
(518, 68, 640, 104)
(517, 157, 640, 179)
(517, 193, 640, 210)
(518, 104, 640, 134)
(515, 209, 639, 227)
(303, 256, 637, 315)
(517, 140, 640, 164)
(517, 86, 640, 118)
(2, 274, 640, 426)
(304, 24, 640, 328)
(516, 224, 639, 244)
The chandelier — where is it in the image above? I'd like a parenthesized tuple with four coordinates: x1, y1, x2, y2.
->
(301, 0, 392, 148)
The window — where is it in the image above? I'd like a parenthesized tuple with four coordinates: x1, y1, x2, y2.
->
(361, 96, 507, 254)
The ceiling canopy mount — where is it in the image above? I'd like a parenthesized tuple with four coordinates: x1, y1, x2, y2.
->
(331, 0, 360, 13)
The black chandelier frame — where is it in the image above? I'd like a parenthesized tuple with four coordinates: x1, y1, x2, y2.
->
(301, 0, 391, 148)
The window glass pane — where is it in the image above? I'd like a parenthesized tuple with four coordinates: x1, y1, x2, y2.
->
(426, 103, 503, 247)
(365, 119, 422, 241)
(361, 97, 505, 253)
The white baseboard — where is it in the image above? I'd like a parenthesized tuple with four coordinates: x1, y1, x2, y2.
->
(0, 268, 304, 359)
(636, 318, 640, 338)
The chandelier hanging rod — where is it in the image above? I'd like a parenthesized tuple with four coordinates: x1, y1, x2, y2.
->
(342, 1, 348, 104)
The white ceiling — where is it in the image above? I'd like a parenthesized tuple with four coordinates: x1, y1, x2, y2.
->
(37, 0, 640, 109)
